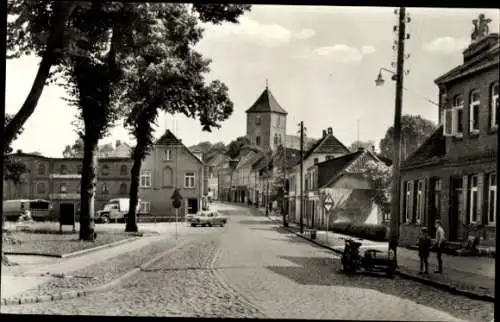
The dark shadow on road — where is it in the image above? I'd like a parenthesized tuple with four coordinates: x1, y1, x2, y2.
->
(239, 220, 276, 225)
(265, 255, 492, 322)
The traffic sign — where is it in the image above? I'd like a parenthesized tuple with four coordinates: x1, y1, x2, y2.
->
(324, 195, 334, 211)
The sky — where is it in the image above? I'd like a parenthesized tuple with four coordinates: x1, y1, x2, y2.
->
(5, 5, 500, 157)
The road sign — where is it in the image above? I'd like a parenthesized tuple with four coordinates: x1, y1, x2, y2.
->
(324, 195, 334, 211)
(171, 189, 183, 209)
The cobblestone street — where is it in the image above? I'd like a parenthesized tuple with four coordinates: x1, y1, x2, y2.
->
(2, 203, 494, 321)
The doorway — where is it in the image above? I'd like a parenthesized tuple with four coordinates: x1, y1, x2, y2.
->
(187, 198, 199, 214)
(428, 177, 441, 237)
(449, 177, 463, 241)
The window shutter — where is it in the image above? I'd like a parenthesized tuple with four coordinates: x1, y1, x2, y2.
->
(443, 109, 454, 136)
(463, 175, 469, 225)
(408, 180, 414, 223)
(422, 178, 428, 225)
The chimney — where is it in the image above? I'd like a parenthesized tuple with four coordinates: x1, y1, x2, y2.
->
(357, 147, 365, 152)
(16, 149, 22, 154)
(371, 145, 375, 152)
(322, 130, 327, 137)
(116, 140, 121, 148)
(327, 127, 333, 135)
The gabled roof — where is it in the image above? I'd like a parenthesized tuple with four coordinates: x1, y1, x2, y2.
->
(245, 87, 288, 115)
(284, 134, 317, 151)
(301, 133, 350, 163)
(156, 129, 182, 145)
(319, 150, 385, 188)
(401, 126, 446, 169)
(251, 151, 273, 171)
(154, 129, 203, 165)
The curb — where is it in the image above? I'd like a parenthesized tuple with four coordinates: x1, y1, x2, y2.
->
(1, 237, 193, 306)
(260, 212, 495, 303)
(4, 236, 141, 259)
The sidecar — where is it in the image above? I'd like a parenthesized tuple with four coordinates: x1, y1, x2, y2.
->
(362, 248, 396, 277)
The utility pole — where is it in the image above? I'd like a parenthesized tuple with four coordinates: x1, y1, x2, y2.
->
(281, 140, 288, 227)
(299, 121, 305, 234)
(389, 7, 408, 263)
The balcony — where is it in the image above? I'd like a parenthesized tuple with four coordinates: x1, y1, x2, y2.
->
(49, 173, 82, 179)
(49, 193, 80, 200)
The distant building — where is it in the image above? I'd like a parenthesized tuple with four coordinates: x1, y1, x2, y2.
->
(399, 23, 498, 245)
(3, 150, 132, 220)
(138, 130, 205, 217)
(306, 149, 389, 230)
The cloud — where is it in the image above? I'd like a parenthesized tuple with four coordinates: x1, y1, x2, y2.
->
(203, 17, 291, 47)
(314, 44, 364, 63)
(361, 45, 376, 55)
(294, 28, 316, 40)
(423, 37, 469, 55)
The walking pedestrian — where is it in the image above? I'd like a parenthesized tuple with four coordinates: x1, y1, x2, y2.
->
(433, 219, 446, 273)
(417, 227, 431, 274)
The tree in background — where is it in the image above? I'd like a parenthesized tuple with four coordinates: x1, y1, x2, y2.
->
(379, 115, 437, 161)
(349, 140, 375, 153)
(121, 3, 247, 232)
(226, 136, 260, 159)
(359, 160, 393, 218)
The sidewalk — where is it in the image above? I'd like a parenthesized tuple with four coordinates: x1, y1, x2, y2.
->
(1, 232, 173, 300)
(235, 203, 495, 302)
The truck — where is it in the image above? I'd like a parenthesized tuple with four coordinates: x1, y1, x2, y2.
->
(96, 198, 141, 223)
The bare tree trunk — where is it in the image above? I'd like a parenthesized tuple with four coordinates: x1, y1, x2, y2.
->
(79, 137, 98, 241)
(126, 147, 145, 233)
(4, 2, 78, 149)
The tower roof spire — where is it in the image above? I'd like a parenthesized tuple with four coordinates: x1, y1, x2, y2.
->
(265, 78, 268, 89)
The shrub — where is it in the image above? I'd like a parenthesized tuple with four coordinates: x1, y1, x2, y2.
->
(331, 222, 388, 241)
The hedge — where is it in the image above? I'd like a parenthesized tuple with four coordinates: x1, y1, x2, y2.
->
(331, 222, 388, 242)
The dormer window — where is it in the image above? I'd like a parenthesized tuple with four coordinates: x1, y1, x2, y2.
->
(469, 90, 480, 133)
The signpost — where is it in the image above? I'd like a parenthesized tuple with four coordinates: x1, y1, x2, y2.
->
(323, 194, 334, 245)
(171, 189, 183, 240)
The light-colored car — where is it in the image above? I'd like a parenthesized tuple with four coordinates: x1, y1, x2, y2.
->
(190, 211, 227, 227)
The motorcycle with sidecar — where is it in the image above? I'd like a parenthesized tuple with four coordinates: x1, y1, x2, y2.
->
(341, 237, 396, 277)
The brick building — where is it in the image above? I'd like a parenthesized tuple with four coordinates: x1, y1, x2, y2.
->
(399, 24, 498, 245)
(4, 147, 132, 220)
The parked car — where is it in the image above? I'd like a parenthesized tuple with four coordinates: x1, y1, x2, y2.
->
(185, 213, 196, 223)
(190, 211, 227, 227)
(96, 198, 141, 223)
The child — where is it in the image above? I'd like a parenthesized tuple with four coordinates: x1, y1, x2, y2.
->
(417, 227, 431, 274)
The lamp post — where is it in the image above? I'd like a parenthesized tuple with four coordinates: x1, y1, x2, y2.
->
(374, 7, 410, 265)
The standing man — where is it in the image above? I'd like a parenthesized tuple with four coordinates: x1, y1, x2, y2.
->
(434, 219, 446, 273)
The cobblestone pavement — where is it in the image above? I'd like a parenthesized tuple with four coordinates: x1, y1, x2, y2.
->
(2, 203, 494, 321)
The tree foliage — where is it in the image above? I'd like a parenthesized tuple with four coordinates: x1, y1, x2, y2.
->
(359, 160, 392, 215)
(226, 136, 260, 159)
(379, 115, 437, 161)
(3, 114, 28, 184)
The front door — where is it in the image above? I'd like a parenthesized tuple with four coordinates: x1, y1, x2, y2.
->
(187, 198, 199, 214)
(427, 177, 441, 237)
(449, 177, 463, 241)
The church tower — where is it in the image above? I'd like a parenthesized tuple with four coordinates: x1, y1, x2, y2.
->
(245, 82, 287, 152)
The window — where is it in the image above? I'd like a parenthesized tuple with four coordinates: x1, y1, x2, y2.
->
(415, 180, 423, 224)
(37, 182, 46, 194)
(469, 90, 480, 133)
(101, 183, 109, 194)
(313, 158, 319, 164)
(120, 165, 128, 175)
(256, 136, 261, 146)
(140, 171, 152, 188)
(139, 201, 151, 214)
(38, 164, 45, 176)
(184, 172, 196, 188)
(163, 167, 173, 187)
(468, 175, 479, 223)
(274, 134, 279, 145)
(101, 164, 110, 176)
(77, 184, 81, 193)
(77, 165, 82, 174)
(325, 155, 333, 161)
(163, 149, 172, 161)
(255, 115, 261, 125)
(119, 183, 127, 194)
(491, 82, 499, 128)
(432, 178, 441, 217)
(60, 164, 68, 175)
(403, 181, 412, 223)
(452, 95, 464, 136)
(60, 183, 67, 193)
(488, 173, 496, 225)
